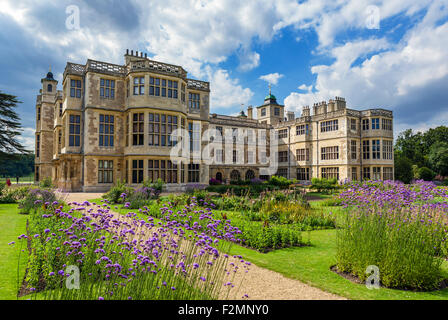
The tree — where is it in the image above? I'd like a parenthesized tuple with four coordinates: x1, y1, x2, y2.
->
(394, 150, 413, 184)
(428, 142, 448, 176)
(417, 167, 435, 181)
(0, 91, 28, 161)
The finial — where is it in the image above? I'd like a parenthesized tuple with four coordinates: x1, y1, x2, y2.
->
(49, 65, 51, 72)
(268, 83, 271, 95)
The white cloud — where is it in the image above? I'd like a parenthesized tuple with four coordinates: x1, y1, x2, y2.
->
(238, 50, 260, 71)
(206, 67, 254, 110)
(284, 0, 448, 130)
(17, 127, 35, 152)
(259, 73, 284, 85)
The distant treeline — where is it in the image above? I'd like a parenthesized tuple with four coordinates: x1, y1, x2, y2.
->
(394, 126, 448, 183)
(0, 153, 34, 179)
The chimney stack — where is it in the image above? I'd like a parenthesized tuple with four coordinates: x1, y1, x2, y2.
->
(247, 106, 253, 119)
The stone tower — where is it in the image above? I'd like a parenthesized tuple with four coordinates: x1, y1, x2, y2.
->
(35, 68, 56, 182)
(256, 85, 284, 124)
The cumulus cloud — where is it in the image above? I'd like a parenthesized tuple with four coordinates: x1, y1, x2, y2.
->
(17, 127, 36, 152)
(259, 73, 284, 85)
(206, 67, 254, 110)
(284, 0, 448, 133)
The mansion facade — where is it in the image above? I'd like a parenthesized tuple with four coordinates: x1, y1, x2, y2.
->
(35, 50, 394, 192)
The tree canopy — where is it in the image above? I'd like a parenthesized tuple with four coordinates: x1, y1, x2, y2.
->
(0, 91, 29, 160)
(394, 126, 448, 181)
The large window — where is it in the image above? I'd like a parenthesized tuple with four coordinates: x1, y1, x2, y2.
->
(371, 118, 380, 130)
(70, 79, 82, 98)
(383, 140, 393, 160)
(350, 119, 357, 131)
(69, 114, 81, 147)
(188, 122, 201, 152)
(149, 77, 178, 99)
(189, 93, 200, 109)
(362, 140, 370, 159)
(36, 134, 40, 158)
(363, 167, 371, 180)
(351, 167, 358, 181)
(100, 79, 115, 99)
(320, 120, 338, 132)
(296, 124, 309, 135)
(362, 119, 369, 131)
(188, 163, 200, 182)
(274, 107, 280, 116)
(321, 167, 339, 180)
(132, 159, 144, 184)
(296, 148, 309, 161)
(277, 129, 287, 138)
(321, 146, 339, 160)
(372, 139, 381, 159)
(99, 114, 114, 147)
(372, 167, 381, 180)
(382, 119, 393, 131)
(261, 108, 266, 117)
(98, 160, 113, 183)
(132, 113, 144, 145)
(133, 77, 145, 95)
(148, 113, 178, 147)
(351, 141, 357, 160)
(278, 151, 288, 163)
(297, 167, 310, 180)
(148, 160, 178, 183)
(383, 167, 393, 180)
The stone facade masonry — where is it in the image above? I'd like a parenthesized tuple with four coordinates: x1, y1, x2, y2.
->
(35, 51, 394, 192)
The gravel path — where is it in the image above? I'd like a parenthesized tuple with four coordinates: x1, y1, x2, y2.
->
(64, 192, 345, 300)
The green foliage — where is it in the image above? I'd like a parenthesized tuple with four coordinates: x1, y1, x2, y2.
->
(428, 142, 448, 176)
(18, 188, 57, 214)
(206, 184, 279, 197)
(0, 185, 31, 204)
(228, 217, 304, 252)
(142, 178, 165, 193)
(310, 178, 338, 194)
(0, 153, 34, 179)
(0, 91, 29, 160)
(394, 150, 413, 183)
(39, 177, 53, 188)
(268, 176, 292, 187)
(417, 167, 435, 181)
(394, 126, 448, 177)
(102, 179, 133, 204)
(337, 208, 446, 290)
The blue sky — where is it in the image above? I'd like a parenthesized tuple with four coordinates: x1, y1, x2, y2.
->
(0, 0, 447, 151)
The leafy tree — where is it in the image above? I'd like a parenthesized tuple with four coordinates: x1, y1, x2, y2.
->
(417, 167, 435, 181)
(428, 142, 448, 176)
(394, 150, 413, 184)
(0, 91, 28, 160)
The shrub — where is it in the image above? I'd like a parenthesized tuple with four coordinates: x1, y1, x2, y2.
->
(142, 178, 165, 193)
(209, 178, 221, 185)
(102, 179, 133, 204)
(268, 176, 292, 188)
(127, 186, 159, 209)
(418, 167, 435, 181)
(0, 185, 31, 204)
(310, 178, 338, 194)
(336, 206, 445, 290)
(39, 177, 53, 188)
(18, 188, 57, 214)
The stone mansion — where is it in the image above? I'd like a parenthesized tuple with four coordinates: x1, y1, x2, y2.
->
(35, 50, 394, 192)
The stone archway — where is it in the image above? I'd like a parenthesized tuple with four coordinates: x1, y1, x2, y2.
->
(245, 169, 255, 181)
(216, 172, 223, 182)
(230, 170, 241, 181)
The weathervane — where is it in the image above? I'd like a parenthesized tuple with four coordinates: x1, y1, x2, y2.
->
(268, 83, 272, 95)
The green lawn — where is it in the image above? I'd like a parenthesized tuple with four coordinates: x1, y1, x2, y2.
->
(0, 204, 28, 300)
